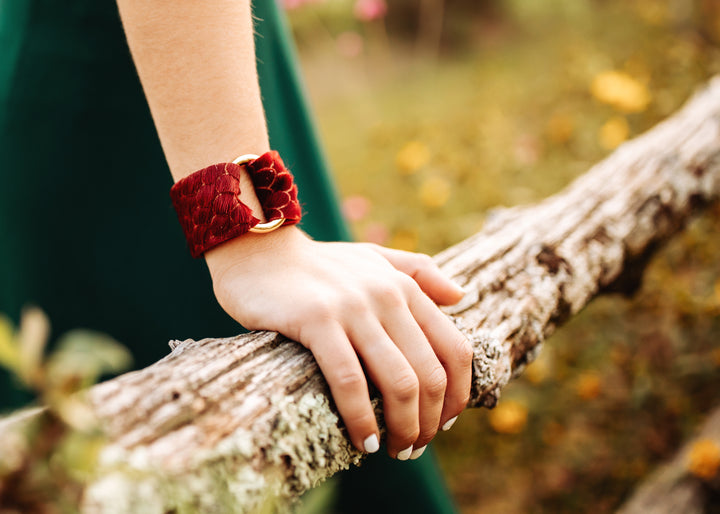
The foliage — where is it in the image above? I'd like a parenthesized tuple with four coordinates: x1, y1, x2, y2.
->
(289, 0, 720, 511)
(0, 309, 131, 512)
(2, 1, 717, 511)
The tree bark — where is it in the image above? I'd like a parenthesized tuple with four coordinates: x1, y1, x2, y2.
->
(5, 77, 720, 513)
(617, 405, 720, 514)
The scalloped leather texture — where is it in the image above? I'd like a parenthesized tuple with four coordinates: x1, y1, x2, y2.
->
(170, 152, 302, 258)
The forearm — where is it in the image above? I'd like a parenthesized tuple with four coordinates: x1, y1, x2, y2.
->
(116, 0, 269, 181)
(117, 0, 472, 459)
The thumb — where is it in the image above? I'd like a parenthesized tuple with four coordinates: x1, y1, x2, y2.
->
(364, 244, 465, 305)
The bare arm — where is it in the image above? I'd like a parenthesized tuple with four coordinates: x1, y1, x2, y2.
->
(116, 0, 472, 460)
(116, 0, 267, 216)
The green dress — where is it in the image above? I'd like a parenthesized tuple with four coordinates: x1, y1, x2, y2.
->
(0, 1, 457, 511)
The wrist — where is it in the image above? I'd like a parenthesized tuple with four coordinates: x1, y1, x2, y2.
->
(204, 225, 307, 284)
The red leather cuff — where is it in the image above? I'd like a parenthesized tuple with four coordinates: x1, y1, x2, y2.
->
(170, 151, 302, 258)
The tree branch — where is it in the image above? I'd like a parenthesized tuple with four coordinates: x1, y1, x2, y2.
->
(6, 78, 720, 513)
(617, 404, 720, 514)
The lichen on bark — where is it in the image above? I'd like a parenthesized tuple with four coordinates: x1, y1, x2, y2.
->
(3, 76, 720, 514)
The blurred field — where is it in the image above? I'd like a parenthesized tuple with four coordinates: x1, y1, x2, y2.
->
(287, 0, 720, 511)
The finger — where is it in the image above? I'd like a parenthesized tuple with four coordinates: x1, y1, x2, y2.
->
(407, 287, 473, 429)
(377, 292, 446, 449)
(346, 315, 420, 460)
(301, 321, 380, 454)
(365, 245, 464, 306)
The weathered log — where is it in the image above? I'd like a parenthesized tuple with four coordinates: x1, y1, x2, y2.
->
(617, 405, 720, 514)
(5, 77, 720, 513)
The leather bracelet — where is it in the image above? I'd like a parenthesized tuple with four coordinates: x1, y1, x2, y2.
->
(170, 151, 302, 258)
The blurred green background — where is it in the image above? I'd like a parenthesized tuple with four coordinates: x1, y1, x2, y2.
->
(285, 0, 720, 511)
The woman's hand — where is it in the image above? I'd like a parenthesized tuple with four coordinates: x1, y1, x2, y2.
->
(117, 0, 472, 458)
(205, 226, 473, 460)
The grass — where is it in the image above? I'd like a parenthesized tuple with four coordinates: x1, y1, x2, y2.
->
(290, 0, 720, 511)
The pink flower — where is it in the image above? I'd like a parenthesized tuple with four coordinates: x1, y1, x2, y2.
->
(354, 0, 387, 21)
(342, 195, 371, 222)
(513, 134, 542, 166)
(281, 0, 323, 10)
(336, 31, 364, 59)
(363, 222, 390, 245)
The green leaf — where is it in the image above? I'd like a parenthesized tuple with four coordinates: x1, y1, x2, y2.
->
(47, 330, 133, 389)
(0, 314, 20, 373)
(18, 307, 50, 386)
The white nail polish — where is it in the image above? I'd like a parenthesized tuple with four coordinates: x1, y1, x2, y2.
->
(397, 445, 413, 461)
(363, 434, 380, 453)
(409, 445, 427, 460)
(442, 416, 458, 431)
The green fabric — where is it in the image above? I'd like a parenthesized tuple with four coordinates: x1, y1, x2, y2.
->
(0, 0, 30, 106)
(254, 1, 352, 244)
(0, 1, 456, 512)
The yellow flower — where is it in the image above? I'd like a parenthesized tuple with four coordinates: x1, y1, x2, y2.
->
(390, 229, 418, 252)
(489, 400, 528, 434)
(634, 0, 669, 26)
(687, 439, 720, 480)
(575, 371, 602, 400)
(395, 141, 430, 175)
(591, 70, 651, 112)
(524, 350, 552, 385)
(419, 176, 451, 209)
(546, 113, 575, 144)
(599, 116, 630, 150)
(712, 348, 720, 368)
(0, 314, 19, 371)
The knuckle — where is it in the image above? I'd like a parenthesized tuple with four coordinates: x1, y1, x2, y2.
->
(423, 365, 448, 400)
(395, 272, 419, 294)
(343, 409, 376, 431)
(294, 306, 336, 341)
(406, 431, 421, 446)
(372, 281, 405, 308)
(339, 291, 370, 316)
(417, 426, 438, 446)
(416, 253, 436, 270)
(390, 371, 419, 403)
(332, 368, 367, 393)
(303, 301, 336, 324)
(368, 279, 393, 297)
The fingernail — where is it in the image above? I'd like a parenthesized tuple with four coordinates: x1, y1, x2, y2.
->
(397, 445, 413, 461)
(409, 445, 427, 460)
(363, 434, 379, 453)
(451, 281, 465, 294)
(442, 416, 458, 431)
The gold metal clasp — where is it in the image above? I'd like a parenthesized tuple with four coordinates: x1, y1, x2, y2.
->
(232, 153, 285, 234)
(232, 153, 260, 166)
(249, 218, 285, 233)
